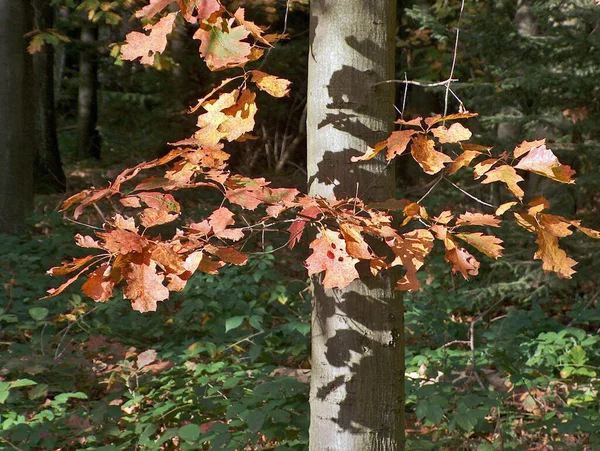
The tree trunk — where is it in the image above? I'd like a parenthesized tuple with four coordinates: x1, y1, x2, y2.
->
(77, 23, 100, 160)
(0, 1, 35, 233)
(32, 0, 66, 193)
(307, 1, 404, 450)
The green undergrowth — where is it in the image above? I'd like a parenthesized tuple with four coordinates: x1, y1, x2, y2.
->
(1, 212, 599, 450)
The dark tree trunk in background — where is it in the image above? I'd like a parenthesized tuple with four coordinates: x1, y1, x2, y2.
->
(77, 23, 100, 159)
(307, 1, 404, 449)
(32, 0, 66, 193)
(0, 1, 35, 233)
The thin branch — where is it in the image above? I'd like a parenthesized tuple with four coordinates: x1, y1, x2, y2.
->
(375, 77, 458, 88)
(418, 175, 443, 203)
(443, 0, 466, 118)
(443, 176, 496, 208)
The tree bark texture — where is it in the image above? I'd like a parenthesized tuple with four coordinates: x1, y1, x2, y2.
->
(77, 23, 100, 159)
(32, 0, 66, 193)
(307, 1, 405, 450)
(0, 1, 35, 233)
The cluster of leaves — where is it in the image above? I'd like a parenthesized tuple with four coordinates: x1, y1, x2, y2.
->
(1, 218, 310, 449)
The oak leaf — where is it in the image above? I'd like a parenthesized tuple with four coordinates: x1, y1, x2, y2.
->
(121, 13, 177, 65)
(473, 158, 499, 179)
(251, 70, 291, 97)
(410, 134, 452, 175)
(194, 17, 251, 71)
(446, 247, 480, 279)
(455, 212, 501, 228)
(339, 223, 372, 260)
(514, 143, 575, 183)
(481, 164, 525, 200)
(135, 0, 175, 20)
(455, 233, 504, 259)
(390, 229, 434, 291)
(123, 261, 170, 312)
(305, 230, 359, 290)
(431, 122, 472, 144)
(82, 263, 116, 302)
(448, 150, 481, 175)
(178, 0, 221, 22)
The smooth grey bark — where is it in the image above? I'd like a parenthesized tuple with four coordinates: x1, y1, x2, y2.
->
(0, 1, 35, 233)
(32, 0, 66, 193)
(77, 23, 100, 159)
(307, 1, 404, 450)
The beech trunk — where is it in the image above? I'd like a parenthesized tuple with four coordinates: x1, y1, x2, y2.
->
(0, 1, 35, 233)
(306, 1, 405, 450)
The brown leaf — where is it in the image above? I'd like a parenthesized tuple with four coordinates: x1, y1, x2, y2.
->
(455, 233, 504, 259)
(82, 263, 116, 302)
(390, 229, 434, 291)
(123, 261, 170, 313)
(495, 202, 518, 216)
(424, 111, 478, 128)
(305, 230, 359, 290)
(534, 230, 577, 279)
(47, 255, 97, 276)
(448, 150, 481, 175)
(178, 0, 221, 22)
(98, 229, 148, 255)
(135, 0, 175, 20)
(481, 164, 525, 200)
(514, 143, 575, 183)
(446, 247, 480, 279)
(339, 223, 372, 260)
(513, 139, 546, 158)
(251, 70, 291, 97)
(121, 13, 177, 65)
(410, 134, 452, 175)
(473, 158, 499, 179)
(431, 122, 472, 144)
(194, 17, 251, 71)
(455, 212, 501, 228)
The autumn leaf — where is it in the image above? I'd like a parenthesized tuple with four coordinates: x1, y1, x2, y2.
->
(455, 212, 501, 228)
(82, 263, 116, 302)
(339, 223, 372, 259)
(123, 261, 170, 313)
(194, 17, 252, 71)
(424, 111, 478, 128)
(513, 139, 546, 158)
(135, 0, 175, 20)
(97, 229, 148, 255)
(220, 89, 257, 141)
(251, 70, 291, 97)
(233, 8, 272, 46)
(514, 143, 575, 183)
(448, 150, 481, 175)
(430, 122, 472, 144)
(390, 229, 434, 291)
(455, 233, 504, 259)
(410, 134, 452, 175)
(481, 164, 525, 200)
(446, 247, 480, 279)
(495, 202, 518, 216)
(121, 13, 177, 66)
(178, 0, 222, 22)
(534, 230, 577, 279)
(473, 158, 499, 179)
(305, 230, 359, 290)
(47, 255, 97, 276)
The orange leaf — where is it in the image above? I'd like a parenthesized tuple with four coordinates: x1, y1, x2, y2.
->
(135, 0, 175, 20)
(534, 230, 577, 279)
(473, 158, 499, 179)
(178, 0, 221, 22)
(123, 261, 170, 313)
(433, 210, 454, 225)
(97, 229, 148, 255)
(121, 13, 177, 66)
(495, 202, 518, 216)
(455, 212, 501, 228)
(47, 255, 96, 276)
(390, 229, 434, 291)
(424, 111, 478, 128)
(339, 223, 372, 260)
(455, 232, 504, 259)
(82, 263, 116, 302)
(251, 70, 291, 98)
(446, 247, 480, 280)
(481, 164, 524, 200)
(233, 8, 272, 46)
(448, 150, 481, 175)
(305, 230, 359, 290)
(410, 134, 452, 175)
(395, 117, 423, 127)
(514, 143, 575, 183)
(513, 139, 546, 158)
(430, 122, 472, 144)
(194, 17, 251, 71)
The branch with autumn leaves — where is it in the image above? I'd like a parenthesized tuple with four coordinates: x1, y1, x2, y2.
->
(46, 0, 600, 312)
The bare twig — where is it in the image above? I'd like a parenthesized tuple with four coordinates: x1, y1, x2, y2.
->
(443, 0, 466, 118)
(443, 176, 496, 208)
